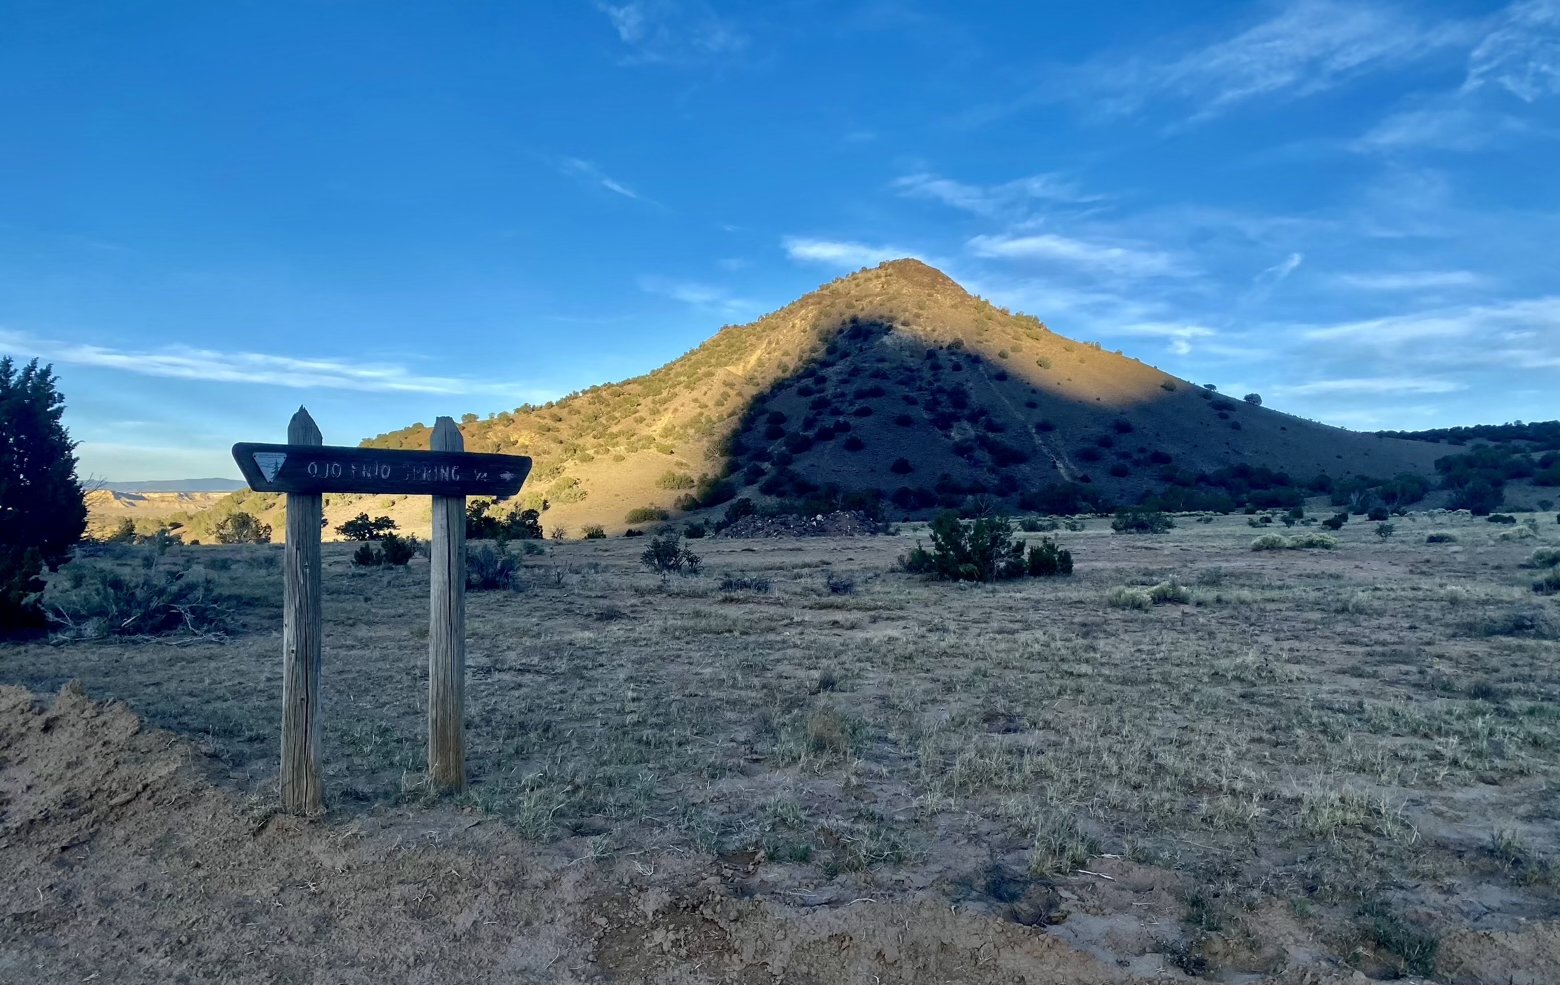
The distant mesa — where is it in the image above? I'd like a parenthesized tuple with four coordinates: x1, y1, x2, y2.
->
(101, 478, 249, 493)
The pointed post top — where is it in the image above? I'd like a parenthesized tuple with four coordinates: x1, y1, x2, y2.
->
(431, 416, 464, 453)
(288, 406, 322, 446)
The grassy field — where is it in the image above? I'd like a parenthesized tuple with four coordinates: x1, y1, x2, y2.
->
(11, 509, 1560, 979)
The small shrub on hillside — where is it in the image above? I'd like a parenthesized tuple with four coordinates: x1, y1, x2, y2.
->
(582, 525, 606, 539)
(1026, 538, 1074, 577)
(1426, 531, 1458, 544)
(1497, 525, 1537, 542)
(623, 528, 644, 537)
(1111, 510, 1175, 534)
(1368, 506, 1391, 522)
(1018, 516, 1060, 532)
(1251, 534, 1288, 551)
(625, 505, 671, 524)
(1322, 513, 1348, 531)
(1376, 522, 1395, 540)
(467, 542, 520, 590)
(683, 521, 707, 539)
(1487, 514, 1518, 525)
(890, 457, 914, 475)
(656, 470, 696, 490)
(640, 534, 701, 578)
(351, 543, 379, 567)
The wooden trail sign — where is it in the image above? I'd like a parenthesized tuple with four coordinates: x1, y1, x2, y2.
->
(232, 442, 531, 497)
(234, 407, 532, 814)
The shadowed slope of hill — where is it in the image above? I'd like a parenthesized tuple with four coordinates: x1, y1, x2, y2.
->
(193, 260, 1444, 539)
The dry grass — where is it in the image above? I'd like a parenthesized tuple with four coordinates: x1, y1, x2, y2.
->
(11, 509, 1560, 973)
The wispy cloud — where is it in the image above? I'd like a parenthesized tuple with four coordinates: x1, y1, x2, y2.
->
(1065, 0, 1471, 122)
(782, 236, 921, 268)
(966, 232, 1185, 278)
(595, 1, 747, 65)
(891, 172, 1100, 216)
(1274, 376, 1467, 396)
(1465, 0, 1560, 101)
(0, 330, 553, 399)
(558, 157, 640, 200)
(1111, 321, 1219, 356)
(637, 275, 759, 317)
(1302, 296, 1560, 344)
(1333, 269, 1486, 291)
(1353, 102, 1539, 152)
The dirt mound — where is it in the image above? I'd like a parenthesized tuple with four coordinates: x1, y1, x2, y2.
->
(717, 510, 890, 538)
(3, 682, 1555, 983)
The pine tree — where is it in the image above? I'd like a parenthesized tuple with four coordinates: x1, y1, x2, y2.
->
(1, 358, 87, 630)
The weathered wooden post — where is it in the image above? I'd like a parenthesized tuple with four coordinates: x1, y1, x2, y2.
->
(427, 417, 467, 792)
(233, 418, 530, 809)
(281, 407, 324, 815)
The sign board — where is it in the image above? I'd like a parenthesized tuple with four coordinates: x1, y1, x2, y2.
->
(232, 442, 532, 498)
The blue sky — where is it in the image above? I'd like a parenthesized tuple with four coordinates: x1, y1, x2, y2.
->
(1, 0, 1557, 480)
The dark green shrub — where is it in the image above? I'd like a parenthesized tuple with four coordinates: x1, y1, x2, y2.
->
(1026, 538, 1074, 576)
(625, 505, 670, 524)
(467, 542, 520, 590)
(716, 498, 757, 531)
(215, 512, 272, 545)
(1487, 513, 1517, 525)
(899, 511, 1025, 582)
(351, 543, 379, 567)
(891, 458, 913, 475)
(640, 533, 701, 578)
(1111, 510, 1175, 534)
(1368, 506, 1390, 522)
(684, 522, 707, 538)
(336, 513, 397, 540)
(1376, 522, 1395, 540)
(582, 525, 606, 539)
(1, 358, 87, 631)
(1322, 513, 1348, 531)
(1426, 531, 1457, 544)
(379, 533, 418, 566)
(623, 528, 644, 537)
(466, 500, 544, 541)
(656, 470, 696, 490)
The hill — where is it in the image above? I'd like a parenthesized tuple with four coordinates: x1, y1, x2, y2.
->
(183, 260, 1446, 539)
(84, 491, 230, 540)
(101, 478, 248, 493)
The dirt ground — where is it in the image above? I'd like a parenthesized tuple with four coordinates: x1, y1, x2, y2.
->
(4, 511, 1560, 982)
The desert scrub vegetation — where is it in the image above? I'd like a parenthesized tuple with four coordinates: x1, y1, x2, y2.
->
(898, 511, 1072, 582)
(639, 533, 702, 578)
(466, 542, 522, 590)
(42, 549, 233, 639)
(1426, 531, 1458, 544)
(349, 532, 420, 567)
(1110, 509, 1174, 534)
(1251, 533, 1338, 551)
